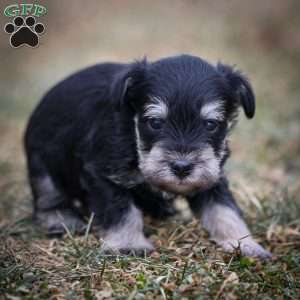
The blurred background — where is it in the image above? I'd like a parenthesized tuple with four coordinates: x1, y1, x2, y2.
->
(0, 0, 299, 221)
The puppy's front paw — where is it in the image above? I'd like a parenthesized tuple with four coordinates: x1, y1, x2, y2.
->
(100, 235, 154, 256)
(218, 238, 272, 259)
(109, 247, 154, 256)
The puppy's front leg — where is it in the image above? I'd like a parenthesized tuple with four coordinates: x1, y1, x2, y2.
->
(82, 169, 153, 254)
(101, 202, 154, 255)
(188, 178, 271, 259)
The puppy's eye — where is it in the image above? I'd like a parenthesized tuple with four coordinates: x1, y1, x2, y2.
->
(204, 120, 219, 132)
(148, 118, 164, 130)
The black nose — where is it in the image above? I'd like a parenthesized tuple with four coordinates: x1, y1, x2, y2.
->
(170, 159, 193, 178)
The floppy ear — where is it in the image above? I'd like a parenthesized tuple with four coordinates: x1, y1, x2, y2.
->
(216, 63, 255, 119)
(110, 59, 148, 111)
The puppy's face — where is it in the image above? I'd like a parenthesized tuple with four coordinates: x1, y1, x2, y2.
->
(134, 96, 226, 193)
(113, 55, 255, 194)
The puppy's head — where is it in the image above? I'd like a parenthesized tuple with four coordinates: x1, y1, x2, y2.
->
(111, 55, 255, 194)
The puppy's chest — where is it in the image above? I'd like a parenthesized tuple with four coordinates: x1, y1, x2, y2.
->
(106, 169, 193, 218)
(149, 185, 177, 201)
(107, 170, 177, 200)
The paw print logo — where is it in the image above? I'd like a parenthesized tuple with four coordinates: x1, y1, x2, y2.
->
(4, 16, 45, 48)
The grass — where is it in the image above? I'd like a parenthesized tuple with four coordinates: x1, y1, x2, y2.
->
(1, 1, 300, 299)
(1, 201, 300, 299)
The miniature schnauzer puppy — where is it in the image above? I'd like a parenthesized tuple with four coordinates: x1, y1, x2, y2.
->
(24, 55, 271, 258)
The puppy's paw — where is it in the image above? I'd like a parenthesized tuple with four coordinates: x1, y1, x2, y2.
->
(35, 209, 86, 236)
(218, 238, 272, 260)
(100, 236, 154, 256)
(111, 247, 154, 257)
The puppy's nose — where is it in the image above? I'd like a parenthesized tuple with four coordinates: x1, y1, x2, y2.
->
(170, 159, 193, 178)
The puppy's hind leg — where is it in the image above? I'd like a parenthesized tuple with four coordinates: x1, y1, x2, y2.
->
(188, 178, 271, 259)
(27, 153, 85, 235)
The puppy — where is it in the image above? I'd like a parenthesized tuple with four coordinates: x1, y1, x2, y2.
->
(24, 55, 271, 258)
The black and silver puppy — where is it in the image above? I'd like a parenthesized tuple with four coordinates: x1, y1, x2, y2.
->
(24, 55, 271, 258)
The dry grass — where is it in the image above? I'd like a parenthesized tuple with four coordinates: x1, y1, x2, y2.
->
(1, 1, 300, 299)
(1, 200, 300, 299)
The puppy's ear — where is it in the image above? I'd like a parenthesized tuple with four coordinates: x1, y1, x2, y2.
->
(110, 59, 148, 111)
(217, 63, 255, 119)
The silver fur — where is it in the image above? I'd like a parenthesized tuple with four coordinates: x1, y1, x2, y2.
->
(101, 204, 153, 252)
(200, 101, 225, 121)
(34, 176, 63, 210)
(202, 203, 271, 258)
(144, 96, 168, 119)
(138, 142, 221, 194)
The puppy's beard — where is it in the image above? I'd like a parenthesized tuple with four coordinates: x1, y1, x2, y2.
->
(138, 143, 221, 194)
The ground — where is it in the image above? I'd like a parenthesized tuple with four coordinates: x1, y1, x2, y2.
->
(0, 1, 300, 299)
